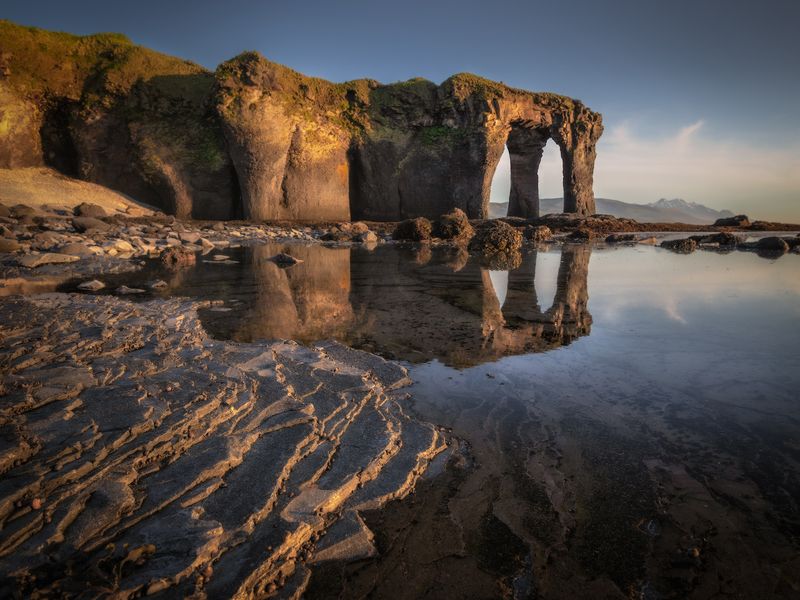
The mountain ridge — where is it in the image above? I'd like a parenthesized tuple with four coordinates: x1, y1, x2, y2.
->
(489, 197, 734, 224)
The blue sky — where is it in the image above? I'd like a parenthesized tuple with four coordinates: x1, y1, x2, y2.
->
(4, 0, 799, 220)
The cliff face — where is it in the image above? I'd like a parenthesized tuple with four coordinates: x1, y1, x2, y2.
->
(0, 21, 239, 219)
(0, 21, 603, 221)
(217, 54, 603, 220)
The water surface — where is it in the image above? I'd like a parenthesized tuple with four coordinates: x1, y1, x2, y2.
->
(70, 243, 800, 598)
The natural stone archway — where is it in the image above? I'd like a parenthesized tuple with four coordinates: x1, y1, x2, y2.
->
(505, 126, 549, 218)
(0, 20, 602, 222)
(216, 55, 603, 221)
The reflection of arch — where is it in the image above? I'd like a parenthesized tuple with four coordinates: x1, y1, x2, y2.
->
(479, 247, 592, 362)
(170, 245, 592, 368)
(348, 246, 592, 367)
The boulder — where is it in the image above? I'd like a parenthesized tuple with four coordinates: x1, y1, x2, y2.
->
(393, 218, 433, 242)
(160, 246, 196, 269)
(660, 238, 697, 253)
(469, 221, 523, 254)
(72, 217, 111, 233)
(353, 231, 378, 244)
(433, 209, 474, 243)
(0, 205, 11, 218)
(525, 225, 552, 242)
(10, 204, 39, 218)
(756, 237, 789, 252)
(73, 203, 108, 218)
(350, 222, 370, 235)
(714, 214, 750, 227)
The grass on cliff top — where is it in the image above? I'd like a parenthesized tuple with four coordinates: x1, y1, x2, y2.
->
(0, 19, 209, 101)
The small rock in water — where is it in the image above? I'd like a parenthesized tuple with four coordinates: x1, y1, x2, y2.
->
(756, 236, 789, 252)
(116, 285, 145, 295)
(147, 280, 169, 290)
(212, 254, 230, 261)
(660, 238, 697, 253)
(160, 246, 196, 269)
(77, 280, 105, 292)
(269, 252, 303, 266)
(354, 230, 378, 244)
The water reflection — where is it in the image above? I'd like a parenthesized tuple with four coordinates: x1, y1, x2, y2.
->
(160, 243, 592, 367)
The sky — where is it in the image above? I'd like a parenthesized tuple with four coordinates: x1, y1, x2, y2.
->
(4, 0, 799, 220)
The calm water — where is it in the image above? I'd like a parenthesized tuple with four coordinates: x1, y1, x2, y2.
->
(69, 243, 800, 598)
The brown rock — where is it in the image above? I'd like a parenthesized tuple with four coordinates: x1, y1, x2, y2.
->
(160, 246, 196, 269)
(393, 218, 433, 242)
(73, 202, 108, 218)
(72, 216, 111, 233)
(756, 237, 789, 252)
(469, 221, 523, 254)
(433, 209, 475, 243)
(0, 238, 21, 252)
(525, 225, 552, 242)
(660, 238, 697, 253)
(16, 252, 81, 268)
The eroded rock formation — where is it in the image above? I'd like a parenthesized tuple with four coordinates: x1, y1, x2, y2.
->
(0, 21, 239, 220)
(217, 54, 603, 221)
(0, 294, 445, 597)
(160, 244, 592, 368)
(1, 21, 602, 222)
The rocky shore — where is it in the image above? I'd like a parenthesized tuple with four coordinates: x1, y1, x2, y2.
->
(1, 197, 798, 597)
(0, 293, 446, 597)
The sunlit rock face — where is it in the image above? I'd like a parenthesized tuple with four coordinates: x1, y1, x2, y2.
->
(216, 53, 603, 221)
(0, 21, 240, 220)
(0, 20, 602, 222)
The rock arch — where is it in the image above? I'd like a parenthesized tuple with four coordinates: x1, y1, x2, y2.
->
(216, 55, 603, 222)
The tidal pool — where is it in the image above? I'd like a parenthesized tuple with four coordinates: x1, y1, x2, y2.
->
(68, 243, 800, 598)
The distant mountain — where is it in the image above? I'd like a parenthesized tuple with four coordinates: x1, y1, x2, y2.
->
(488, 198, 734, 224)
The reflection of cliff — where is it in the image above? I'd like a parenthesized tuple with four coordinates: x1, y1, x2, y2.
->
(165, 243, 353, 343)
(174, 244, 591, 367)
(241, 245, 354, 342)
(348, 245, 592, 367)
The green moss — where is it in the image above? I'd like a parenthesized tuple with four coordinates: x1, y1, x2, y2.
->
(419, 125, 467, 146)
(0, 19, 208, 103)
